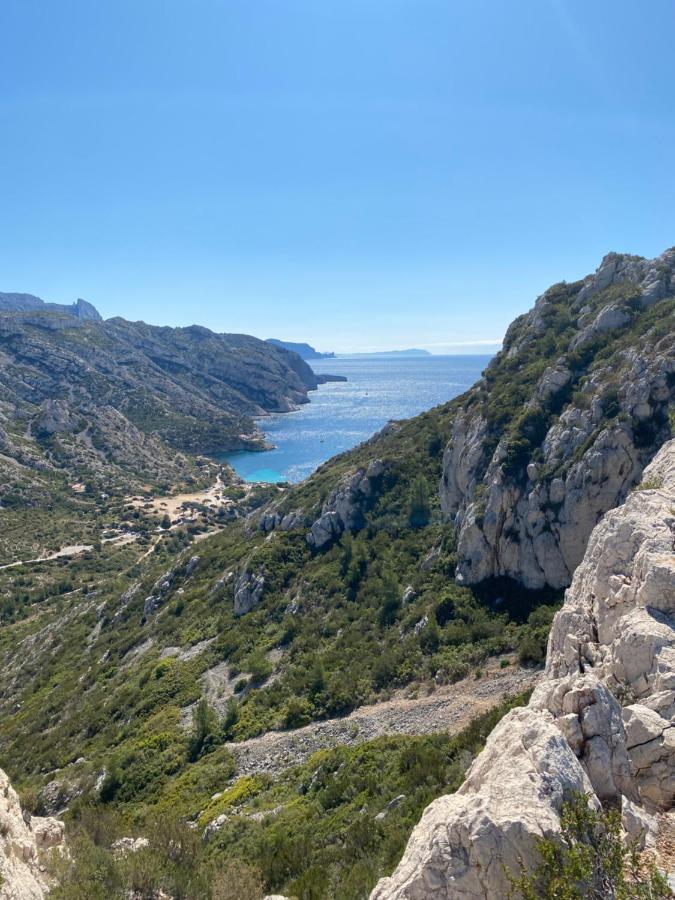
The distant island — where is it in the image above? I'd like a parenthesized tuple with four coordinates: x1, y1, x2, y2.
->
(338, 348, 432, 358)
(266, 339, 335, 360)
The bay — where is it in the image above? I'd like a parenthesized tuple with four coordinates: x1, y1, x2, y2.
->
(219, 355, 492, 484)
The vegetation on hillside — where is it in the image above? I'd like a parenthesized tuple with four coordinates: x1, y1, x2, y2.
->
(510, 792, 672, 900)
(49, 693, 530, 899)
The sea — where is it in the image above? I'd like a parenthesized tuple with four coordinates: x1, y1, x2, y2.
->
(219, 355, 492, 484)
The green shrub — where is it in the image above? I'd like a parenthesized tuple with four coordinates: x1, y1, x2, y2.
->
(509, 792, 671, 899)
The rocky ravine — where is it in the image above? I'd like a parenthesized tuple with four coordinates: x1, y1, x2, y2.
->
(0, 769, 64, 899)
(372, 439, 675, 898)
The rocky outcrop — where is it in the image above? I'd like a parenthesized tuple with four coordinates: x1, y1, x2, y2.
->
(0, 768, 65, 899)
(306, 459, 386, 549)
(0, 292, 102, 321)
(441, 247, 675, 590)
(259, 508, 306, 533)
(143, 556, 199, 618)
(234, 569, 265, 617)
(372, 439, 675, 899)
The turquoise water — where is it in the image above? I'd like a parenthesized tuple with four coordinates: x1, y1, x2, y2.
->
(219, 355, 491, 484)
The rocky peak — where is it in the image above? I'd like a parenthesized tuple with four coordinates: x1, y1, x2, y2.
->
(0, 291, 102, 321)
(441, 246, 675, 590)
(73, 297, 102, 321)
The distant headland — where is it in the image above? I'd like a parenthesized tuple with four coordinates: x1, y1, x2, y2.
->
(338, 348, 432, 358)
(266, 339, 335, 360)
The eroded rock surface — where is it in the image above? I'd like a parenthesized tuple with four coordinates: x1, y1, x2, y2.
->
(234, 569, 265, 617)
(0, 768, 64, 899)
(306, 459, 386, 549)
(372, 440, 675, 898)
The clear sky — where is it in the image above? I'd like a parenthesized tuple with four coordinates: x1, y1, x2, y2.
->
(1, 1, 674, 353)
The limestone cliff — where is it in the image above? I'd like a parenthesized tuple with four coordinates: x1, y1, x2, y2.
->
(371, 439, 675, 898)
(0, 768, 64, 899)
(442, 248, 675, 589)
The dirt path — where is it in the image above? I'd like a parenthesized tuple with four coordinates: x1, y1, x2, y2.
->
(0, 543, 94, 571)
(226, 663, 539, 777)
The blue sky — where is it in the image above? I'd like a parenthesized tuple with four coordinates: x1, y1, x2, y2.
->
(1, 1, 674, 353)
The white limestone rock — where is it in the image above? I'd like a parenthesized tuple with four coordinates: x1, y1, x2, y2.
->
(372, 707, 595, 900)
(0, 769, 64, 899)
(233, 569, 265, 617)
(306, 460, 386, 548)
(440, 248, 675, 592)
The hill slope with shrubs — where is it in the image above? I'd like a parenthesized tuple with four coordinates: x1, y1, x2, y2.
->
(0, 248, 673, 896)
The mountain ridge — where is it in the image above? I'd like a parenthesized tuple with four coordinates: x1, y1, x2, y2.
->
(0, 291, 102, 321)
(0, 302, 321, 559)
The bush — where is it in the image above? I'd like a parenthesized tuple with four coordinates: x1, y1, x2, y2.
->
(211, 860, 264, 900)
(246, 651, 272, 684)
(509, 792, 671, 899)
(282, 696, 312, 729)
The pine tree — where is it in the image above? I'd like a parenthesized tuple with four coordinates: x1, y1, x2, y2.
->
(408, 475, 431, 528)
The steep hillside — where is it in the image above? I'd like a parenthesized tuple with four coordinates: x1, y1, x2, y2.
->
(0, 302, 320, 559)
(373, 439, 675, 898)
(260, 248, 675, 591)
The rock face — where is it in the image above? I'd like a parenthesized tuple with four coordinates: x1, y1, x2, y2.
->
(0, 292, 102, 321)
(0, 768, 65, 899)
(440, 248, 675, 589)
(143, 556, 199, 619)
(306, 459, 386, 549)
(234, 569, 265, 617)
(372, 439, 675, 899)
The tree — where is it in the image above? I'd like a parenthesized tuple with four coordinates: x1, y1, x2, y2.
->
(98, 764, 122, 803)
(407, 475, 431, 528)
(222, 697, 240, 739)
(187, 698, 217, 762)
(378, 566, 401, 626)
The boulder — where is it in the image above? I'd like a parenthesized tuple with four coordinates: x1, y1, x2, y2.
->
(372, 708, 595, 899)
(306, 460, 386, 548)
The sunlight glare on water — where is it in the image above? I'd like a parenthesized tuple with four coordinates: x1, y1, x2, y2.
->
(218, 355, 492, 483)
